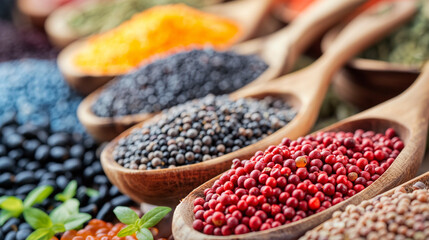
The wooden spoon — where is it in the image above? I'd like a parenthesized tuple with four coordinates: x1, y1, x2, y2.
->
(57, 0, 274, 95)
(100, 0, 417, 208)
(173, 9, 429, 240)
(79, 0, 367, 142)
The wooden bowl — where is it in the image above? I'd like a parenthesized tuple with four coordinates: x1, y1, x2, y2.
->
(322, 23, 419, 110)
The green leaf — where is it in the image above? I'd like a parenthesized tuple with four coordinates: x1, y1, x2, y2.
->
(117, 224, 137, 237)
(136, 228, 153, 240)
(0, 196, 23, 212)
(51, 223, 66, 234)
(0, 210, 14, 226)
(114, 206, 139, 225)
(139, 207, 171, 228)
(63, 213, 91, 230)
(23, 208, 52, 229)
(25, 228, 55, 240)
(85, 188, 99, 198)
(50, 199, 79, 224)
(23, 186, 53, 208)
(55, 181, 77, 202)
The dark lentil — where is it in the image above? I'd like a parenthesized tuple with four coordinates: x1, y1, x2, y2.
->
(0, 59, 84, 133)
(113, 94, 295, 170)
(0, 21, 56, 62)
(92, 48, 268, 117)
(0, 119, 134, 238)
(301, 182, 429, 240)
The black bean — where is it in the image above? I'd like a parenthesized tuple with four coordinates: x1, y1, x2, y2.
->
(56, 175, 68, 190)
(5, 231, 15, 240)
(94, 175, 108, 185)
(15, 184, 36, 195)
(64, 158, 82, 172)
(50, 146, 68, 161)
(47, 163, 64, 174)
(80, 203, 98, 216)
(0, 156, 13, 171)
(15, 171, 36, 185)
(5, 133, 23, 148)
(96, 202, 113, 220)
(25, 161, 40, 171)
(34, 145, 50, 162)
(2, 218, 19, 232)
(16, 229, 31, 240)
(111, 195, 133, 207)
(70, 144, 84, 158)
(47, 133, 69, 146)
(18, 223, 31, 230)
(109, 185, 120, 197)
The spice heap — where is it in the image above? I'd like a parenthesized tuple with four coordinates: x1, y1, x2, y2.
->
(113, 95, 295, 170)
(67, 0, 203, 37)
(92, 48, 268, 117)
(73, 4, 241, 75)
(60, 219, 137, 240)
(0, 119, 134, 240)
(0, 21, 56, 62)
(0, 59, 83, 133)
(301, 181, 429, 239)
(192, 129, 404, 235)
(361, 1, 429, 66)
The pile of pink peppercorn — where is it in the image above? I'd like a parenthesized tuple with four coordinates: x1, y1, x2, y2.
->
(192, 128, 405, 236)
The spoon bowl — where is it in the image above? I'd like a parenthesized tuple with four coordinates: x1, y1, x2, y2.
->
(100, 0, 417, 207)
(172, 32, 429, 240)
(79, 0, 367, 142)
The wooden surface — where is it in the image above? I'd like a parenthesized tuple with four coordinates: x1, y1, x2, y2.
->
(172, 1, 422, 239)
(100, 0, 416, 209)
(80, 0, 367, 142)
(57, 0, 273, 95)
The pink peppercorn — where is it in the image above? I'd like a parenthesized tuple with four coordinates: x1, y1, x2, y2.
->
(193, 129, 403, 235)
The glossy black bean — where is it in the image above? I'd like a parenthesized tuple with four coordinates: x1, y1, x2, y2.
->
(109, 185, 120, 197)
(16, 229, 31, 240)
(64, 158, 82, 171)
(0, 156, 13, 171)
(15, 184, 36, 195)
(18, 223, 31, 230)
(0, 173, 13, 187)
(2, 218, 19, 232)
(34, 145, 50, 162)
(47, 133, 69, 146)
(15, 171, 36, 185)
(70, 145, 84, 158)
(25, 161, 40, 171)
(5, 231, 15, 240)
(96, 202, 112, 220)
(50, 146, 68, 161)
(94, 175, 108, 185)
(111, 195, 133, 207)
(80, 203, 98, 216)
(47, 163, 64, 174)
(56, 175, 68, 190)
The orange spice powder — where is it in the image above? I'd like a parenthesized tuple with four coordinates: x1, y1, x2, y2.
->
(73, 4, 241, 75)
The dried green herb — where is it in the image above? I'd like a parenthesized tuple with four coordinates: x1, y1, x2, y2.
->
(361, 1, 429, 66)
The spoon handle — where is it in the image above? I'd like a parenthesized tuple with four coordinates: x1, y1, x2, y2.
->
(263, 0, 367, 73)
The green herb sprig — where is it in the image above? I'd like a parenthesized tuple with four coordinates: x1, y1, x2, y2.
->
(25, 199, 91, 240)
(0, 186, 53, 226)
(113, 206, 171, 240)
